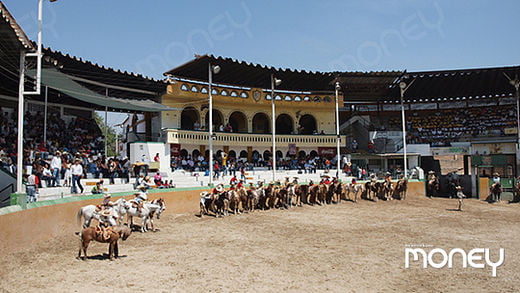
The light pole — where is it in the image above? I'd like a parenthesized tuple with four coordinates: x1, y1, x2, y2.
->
(271, 74, 281, 182)
(208, 63, 220, 186)
(399, 80, 413, 178)
(335, 81, 341, 179)
(16, 0, 48, 193)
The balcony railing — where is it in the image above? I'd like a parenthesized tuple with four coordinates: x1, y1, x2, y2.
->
(164, 129, 346, 148)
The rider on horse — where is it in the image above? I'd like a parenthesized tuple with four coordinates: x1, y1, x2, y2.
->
(132, 186, 148, 213)
(97, 209, 114, 241)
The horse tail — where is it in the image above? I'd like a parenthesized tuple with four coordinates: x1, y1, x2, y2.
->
(77, 208, 83, 227)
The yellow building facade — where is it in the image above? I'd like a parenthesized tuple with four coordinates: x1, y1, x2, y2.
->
(161, 81, 346, 161)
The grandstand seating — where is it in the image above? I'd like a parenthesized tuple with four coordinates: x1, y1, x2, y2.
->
(377, 104, 516, 146)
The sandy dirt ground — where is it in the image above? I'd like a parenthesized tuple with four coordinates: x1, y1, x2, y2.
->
(1, 196, 519, 293)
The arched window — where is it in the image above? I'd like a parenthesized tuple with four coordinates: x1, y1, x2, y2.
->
(252, 112, 270, 133)
(180, 107, 200, 130)
(298, 114, 317, 135)
(204, 110, 224, 131)
(180, 84, 189, 91)
(191, 85, 199, 92)
(276, 114, 293, 134)
(229, 111, 248, 133)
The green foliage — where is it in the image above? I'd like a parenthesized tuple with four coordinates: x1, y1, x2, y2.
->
(93, 112, 122, 157)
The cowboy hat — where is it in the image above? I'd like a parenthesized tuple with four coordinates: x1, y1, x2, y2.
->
(293, 177, 299, 179)
(493, 173, 500, 177)
(321, 175, 330, 178)
(216, 185, 224, 192)
(428, 171, 435, 174)
(103, 193, 111, 198)
(101, 209, 112, 217)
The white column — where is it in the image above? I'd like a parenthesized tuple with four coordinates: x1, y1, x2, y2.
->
(400, 86, 408, 178)
(208, 63, 214, 186)
(16, 51, 26, 192)
(335, 81, 341, 179)
(271, 74, 276, 182)
(43, 86, 48, 145)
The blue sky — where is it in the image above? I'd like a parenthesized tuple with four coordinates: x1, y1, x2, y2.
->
(4, 0, 520, 80)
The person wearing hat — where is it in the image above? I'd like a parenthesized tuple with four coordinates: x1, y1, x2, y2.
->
(491, 173, 501, 201)
(50, 151, 62, 187)
(384, 172, 392, 184)
(455, 185, 466, 211)
(133, 187, 148, 213)
(211, 184, 224, 200)
(97, 209, 114, 241)
(100, 193, 114, 210)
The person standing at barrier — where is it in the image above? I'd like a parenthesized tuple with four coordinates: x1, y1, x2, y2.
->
(71, 159, 84, 194)
(25, 172, 38, 203)
(50, 151, 62, 187)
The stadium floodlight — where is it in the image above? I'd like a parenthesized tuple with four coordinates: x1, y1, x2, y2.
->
(271, 75, 281, 181)
(208, 63, 220, 186)
(334, 81, 341, 179)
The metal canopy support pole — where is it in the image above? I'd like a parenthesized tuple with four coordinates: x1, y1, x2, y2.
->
(271, 74, 276, 182)
(515, 81, 520, 177)
(43, 86, 48, 145)
(104, 89, 108, 156)
(400, 84, 408, 178)
(208, 63, 214, 186)
(16, 51, 26, 192)
(335, 81, 341, 179)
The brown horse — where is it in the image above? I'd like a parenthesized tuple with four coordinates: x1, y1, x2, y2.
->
(394, 179, 408, 200)
(294, 184, 308, 207)
(77, 225, 132, 261)
(364, 181, 379, 201)
(427, 178, 439, 198)
(382, 181, 394, 200)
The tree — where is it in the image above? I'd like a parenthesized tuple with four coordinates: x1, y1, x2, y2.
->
(93, 112, 123, 157)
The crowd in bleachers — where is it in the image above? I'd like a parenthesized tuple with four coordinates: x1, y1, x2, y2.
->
(0, 108, 122, 191)
(385, 105, 517, 146)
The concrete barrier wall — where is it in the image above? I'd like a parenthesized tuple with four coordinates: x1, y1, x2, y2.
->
(0, 181, 425, 255)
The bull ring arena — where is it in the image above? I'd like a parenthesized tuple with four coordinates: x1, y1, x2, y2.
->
(1, 2, 520, 292)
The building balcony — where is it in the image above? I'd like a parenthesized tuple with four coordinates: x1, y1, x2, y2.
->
(164, 129, 346, 148)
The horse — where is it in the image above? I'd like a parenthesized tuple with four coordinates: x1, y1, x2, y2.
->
(364, 181, 379, 201)
(199, 191, 214, 217)
(294, 184, 308, 207)
(215, 192, 229, 217)
(77, 198, 127, 228)
(346, 183, 362, 202)
(308, 184, 320, 205)
(490, 183, 502, 202)
(382, 181, 394, 200)
(332, 182, 343, 203)
(394, 178, 408, 200)
(246, 188, 259, 212)
(227, 190, 241, 214)
(77, 225, 132, 261)
(427, 178, 439, 198)
(124, 199, 166, 232)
